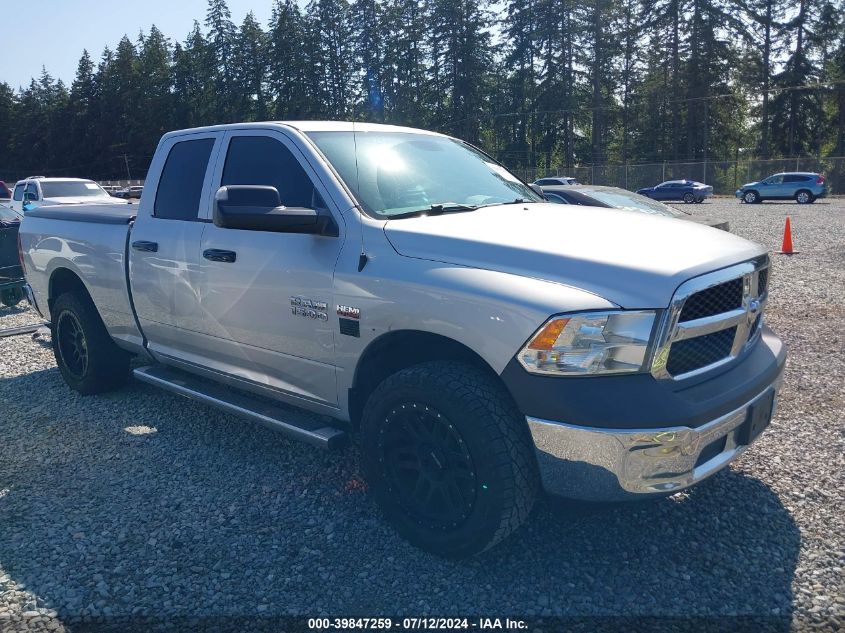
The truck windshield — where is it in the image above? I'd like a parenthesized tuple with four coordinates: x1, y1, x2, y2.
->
(306, 130, 541, 218)
(40, 181, 109, 199)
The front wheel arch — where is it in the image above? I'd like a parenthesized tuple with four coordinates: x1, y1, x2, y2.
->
(349, 330, 505, 429)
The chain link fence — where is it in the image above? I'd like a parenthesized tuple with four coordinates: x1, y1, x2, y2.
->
(515, 157, 845, 196)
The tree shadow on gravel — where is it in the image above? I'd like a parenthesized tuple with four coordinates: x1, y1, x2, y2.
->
(0, 369, 800, 633)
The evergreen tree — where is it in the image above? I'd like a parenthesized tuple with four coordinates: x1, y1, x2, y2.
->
(769, 0, 823, 156)
(205, 0, 238, 122)
(232, 12, 270, 121)
(430, 0, 493, 143)
(268, 0, 309, 118)
(380, 0, 432, 126)
(136, 26, 173, 157)
(350, 0, 385, 121)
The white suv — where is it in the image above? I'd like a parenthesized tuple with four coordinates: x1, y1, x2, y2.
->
(10, 177, 113, 214)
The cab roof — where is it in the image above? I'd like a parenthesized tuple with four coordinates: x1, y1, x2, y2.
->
(163, 120, 447, 140)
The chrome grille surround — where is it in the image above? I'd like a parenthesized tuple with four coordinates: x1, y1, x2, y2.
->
(651, 256, 770, 380)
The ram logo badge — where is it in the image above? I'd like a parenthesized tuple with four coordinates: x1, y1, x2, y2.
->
(290, 297, 328, 321)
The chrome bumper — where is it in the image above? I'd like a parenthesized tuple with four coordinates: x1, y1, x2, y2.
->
(527, 374, 783, 501)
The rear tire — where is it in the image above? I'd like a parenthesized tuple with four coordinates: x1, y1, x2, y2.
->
(360, 361, 539, 558)
(51, 292, 131, 394)
(683, 193, 695, 204)
(795, 190, 813, 204)
(743, 190, 760, 204)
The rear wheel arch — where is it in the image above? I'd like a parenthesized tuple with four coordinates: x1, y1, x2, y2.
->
(48, 267, 90, 311)
(349, 330, 510, 429)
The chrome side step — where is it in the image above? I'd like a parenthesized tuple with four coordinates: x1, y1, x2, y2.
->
(133, 364, 348, 450)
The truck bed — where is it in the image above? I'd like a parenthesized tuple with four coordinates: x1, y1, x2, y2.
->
(20, 203, 143, 349)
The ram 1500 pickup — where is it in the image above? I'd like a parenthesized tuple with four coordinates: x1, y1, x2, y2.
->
(20, 122, 786, 557)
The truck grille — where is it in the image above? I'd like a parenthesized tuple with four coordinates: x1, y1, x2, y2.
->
(666, 327, 737, 375)
(653, 257, 769, 380)
(678, 277, 743, 321)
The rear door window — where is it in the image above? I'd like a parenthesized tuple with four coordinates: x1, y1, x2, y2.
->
(154, 138, 215, 220)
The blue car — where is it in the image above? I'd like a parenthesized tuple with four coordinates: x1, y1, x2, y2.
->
(637, 180, 713, 204)
(735, 172, 827, 204)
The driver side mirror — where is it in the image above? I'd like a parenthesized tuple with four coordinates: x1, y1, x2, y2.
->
(213, 185, 337, 236)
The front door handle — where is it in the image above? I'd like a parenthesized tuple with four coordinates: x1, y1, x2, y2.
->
(203, 249, 237, 263)
(131, 240, 158, 252)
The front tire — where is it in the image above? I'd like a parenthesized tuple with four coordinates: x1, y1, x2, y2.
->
(795, 190, 813, 204)
(683, 193, 695, 204)
(361, 361, 539, 558)
(51, 292, 131, 394)
(743, 190, 759, 204)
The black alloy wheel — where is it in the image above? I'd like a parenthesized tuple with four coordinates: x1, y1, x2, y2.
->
(360, 361, 539, 557)
(55, 309, 89, 379)
(380, 402, 478, 531)
(50, 291, 131, 394)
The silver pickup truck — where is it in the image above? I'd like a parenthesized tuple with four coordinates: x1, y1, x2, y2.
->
(19, 122, 786, 557)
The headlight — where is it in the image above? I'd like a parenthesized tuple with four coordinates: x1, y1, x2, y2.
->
(517, 311, 657, 376)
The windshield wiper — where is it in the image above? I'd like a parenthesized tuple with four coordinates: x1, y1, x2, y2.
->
(475, 197, 541, 209)
(387, 202, 479, 220)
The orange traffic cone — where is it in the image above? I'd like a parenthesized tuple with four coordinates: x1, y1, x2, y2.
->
(776, 217, 798, 254)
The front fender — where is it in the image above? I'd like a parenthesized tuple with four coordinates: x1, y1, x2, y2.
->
(332, 247, 617, 409)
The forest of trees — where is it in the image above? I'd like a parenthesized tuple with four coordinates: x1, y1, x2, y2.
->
(1, 0, 844, 182)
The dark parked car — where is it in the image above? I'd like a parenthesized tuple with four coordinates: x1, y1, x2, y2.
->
(0, 205, 25, 306)
(0, 180, 12, 200)
(541, 185, 729, 231)
(533, 176, 580, 186)
(735, 172, 827, 204)
(637, 180, 713, 203)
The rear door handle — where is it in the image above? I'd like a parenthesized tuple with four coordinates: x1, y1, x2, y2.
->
(131, 240, 158, 252)
(203, 249, 237, 263)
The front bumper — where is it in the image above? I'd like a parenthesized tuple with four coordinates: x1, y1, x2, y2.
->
(507, 326, 786, 501)
(528, 375, 781, 501)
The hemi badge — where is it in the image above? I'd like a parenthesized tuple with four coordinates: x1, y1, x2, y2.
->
(337, 305, 360, 320)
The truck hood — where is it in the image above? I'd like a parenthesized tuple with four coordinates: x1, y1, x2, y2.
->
(383, 203, 764, 308)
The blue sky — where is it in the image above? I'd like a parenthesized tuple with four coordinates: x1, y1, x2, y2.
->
(1, 0, 274, 90)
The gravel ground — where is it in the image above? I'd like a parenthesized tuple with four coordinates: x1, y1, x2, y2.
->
(0, 198, 843, 632)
